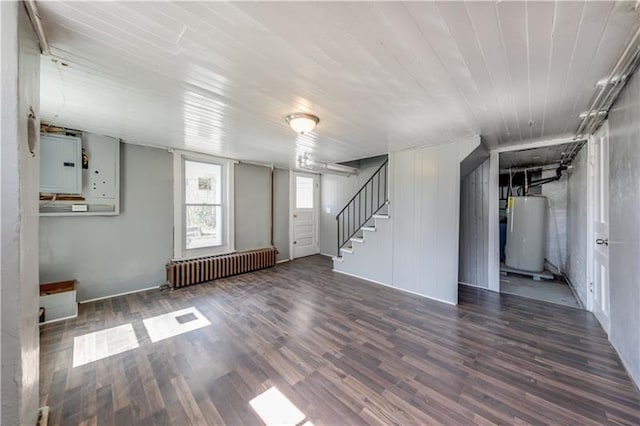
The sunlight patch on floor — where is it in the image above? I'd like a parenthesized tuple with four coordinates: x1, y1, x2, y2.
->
(142, 306, 211, 343)
(250, 386, 312, 426)
(72, 323, 139, 367)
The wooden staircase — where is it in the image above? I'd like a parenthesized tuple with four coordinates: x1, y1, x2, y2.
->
(333, 212, 390, 262)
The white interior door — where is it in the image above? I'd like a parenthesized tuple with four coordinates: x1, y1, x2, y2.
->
(591, 123, 610, 333)
(292, 172, 319, 258)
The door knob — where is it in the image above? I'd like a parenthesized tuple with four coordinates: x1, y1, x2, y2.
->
(596, 238, 609, 246)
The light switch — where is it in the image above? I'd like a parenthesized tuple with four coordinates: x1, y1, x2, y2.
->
(326, 207, 331, 214)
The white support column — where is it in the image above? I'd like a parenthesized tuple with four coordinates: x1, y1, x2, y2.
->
(487, 151, 501, 292)
(1, 2, 41, 425)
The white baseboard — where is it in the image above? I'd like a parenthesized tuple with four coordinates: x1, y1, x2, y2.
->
(276, 259, 290, 264)
(39, 312, 78, 326)
(79, 286, 159, 304)
(616, 345, 640, 392)
(332, 268, 390, 287)
(562, 274, 586, 309)
(332, 269, 457, 306)
(544, 259, 561, 275)
(458, 281, 499, 293)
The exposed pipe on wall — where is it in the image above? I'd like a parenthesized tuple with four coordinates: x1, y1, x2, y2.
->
(500, 163, 561, 174)
(527, 164, 567, 190)
(297, 153, 358, 177)
(23, 0, 49, 55)
(500, 164, 567, 195)
(270, 165, 274, 247)
(589, 50, 640, 135)
(575, 25, 640, 138)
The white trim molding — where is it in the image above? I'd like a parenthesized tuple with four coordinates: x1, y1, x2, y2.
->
(79, 285, 160, 304)
(173, 151, 236, 260)
(333, 269, 457, 306)
(487, 151, 501, 292)
(491, 136, 586, 154)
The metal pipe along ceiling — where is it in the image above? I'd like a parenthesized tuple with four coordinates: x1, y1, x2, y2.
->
(24, 0, 50, 55)
(575, 25, 640, 138)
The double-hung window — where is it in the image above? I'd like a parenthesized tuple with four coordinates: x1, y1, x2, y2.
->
(173, 152, 234, 259)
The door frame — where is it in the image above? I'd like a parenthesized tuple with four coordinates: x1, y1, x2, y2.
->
(586, 120, 610, 318)
(289, 170, 320, 259)
(488, 136, 590, 293)
(586, 132, 595, 312)
(487, 133, 606, 318)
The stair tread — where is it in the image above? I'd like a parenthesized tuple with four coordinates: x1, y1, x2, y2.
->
(362, 226, 376, 232)
(350, 237, 364, 243)
(373, 214, 390, 219)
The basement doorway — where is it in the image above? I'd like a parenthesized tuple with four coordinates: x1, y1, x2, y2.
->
(459, 139, 591, 310)
(495, 142, 586, 308)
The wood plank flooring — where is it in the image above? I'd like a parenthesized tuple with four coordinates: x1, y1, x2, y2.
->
(40, 255, 640, 425)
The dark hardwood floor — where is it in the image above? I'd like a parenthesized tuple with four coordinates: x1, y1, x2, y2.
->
(40, 255, 640, 425)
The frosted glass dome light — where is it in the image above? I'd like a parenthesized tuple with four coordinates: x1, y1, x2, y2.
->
(285, 113, 319, 134)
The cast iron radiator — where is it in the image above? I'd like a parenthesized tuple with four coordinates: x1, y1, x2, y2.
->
(166, 247, 277, 289)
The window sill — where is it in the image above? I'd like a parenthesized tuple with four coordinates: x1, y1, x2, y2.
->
(171, 249, 236, 262)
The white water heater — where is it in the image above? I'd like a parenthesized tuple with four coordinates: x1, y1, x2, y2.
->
(505, 196, 547, 272)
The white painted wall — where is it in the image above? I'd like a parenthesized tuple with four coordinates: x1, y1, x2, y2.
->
(334, 216, 393, 285)
(1, 3, 41, 424)
(541, 171, 568, 274)
(319, 161, 384, 257)
(459, 158, 490, 288)
(566, 145, 589, 306)
(607, 69, 640, 388)
(487, 152, 501, 292)
(391, 136, 481, 305)
(332, 138, 480, 304)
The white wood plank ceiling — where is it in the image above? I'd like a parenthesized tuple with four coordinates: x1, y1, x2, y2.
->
(38, 1, 640, 168)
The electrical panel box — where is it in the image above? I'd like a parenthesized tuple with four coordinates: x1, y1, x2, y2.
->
(40, 134, 82, 194)
(82, 133, 119, 202)
(40, 131, 120, 216)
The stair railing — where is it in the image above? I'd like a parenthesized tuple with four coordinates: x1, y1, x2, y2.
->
(336, 159, 389, 255)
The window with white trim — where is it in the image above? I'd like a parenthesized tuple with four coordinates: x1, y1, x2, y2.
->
(173, 152, 234, 259)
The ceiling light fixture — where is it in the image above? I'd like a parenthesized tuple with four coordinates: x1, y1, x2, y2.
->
(285, 113, 319, 134)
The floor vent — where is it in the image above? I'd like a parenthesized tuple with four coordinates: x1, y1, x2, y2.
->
(166, 247, 277, 289)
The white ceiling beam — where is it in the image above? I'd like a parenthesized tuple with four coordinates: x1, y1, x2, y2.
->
(491, 135, 586, 154)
